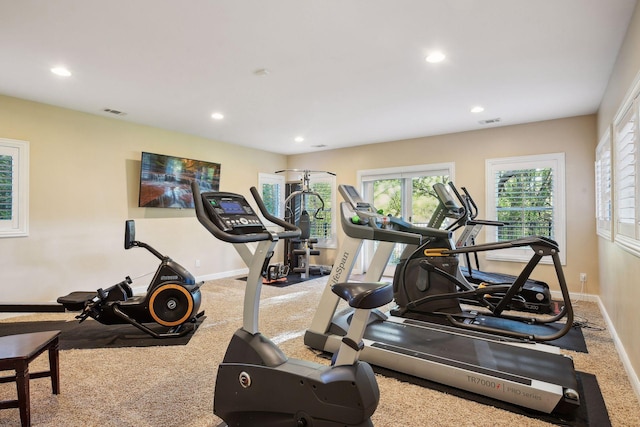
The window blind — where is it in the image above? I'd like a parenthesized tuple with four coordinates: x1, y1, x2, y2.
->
(307, 180, 333, 239)
(614, 104, 637, 237)
(494, 168, 554, 241)
(595, 133, 612, 229)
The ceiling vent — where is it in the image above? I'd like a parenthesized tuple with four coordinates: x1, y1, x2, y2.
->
(102, 108, 127, 116)
(479, 118, 501, 125)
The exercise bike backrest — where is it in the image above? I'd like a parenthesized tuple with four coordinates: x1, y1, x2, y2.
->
(191, 182, 301, 244)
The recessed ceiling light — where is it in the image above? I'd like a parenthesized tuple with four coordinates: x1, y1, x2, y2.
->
(470, 106, 485, 113)
(211, 112, 224, 120)
(294, 136, 304, 143)
(254, 68, 270, 76)
(51, 67, 71, 77)
(425, 52, 446, 63)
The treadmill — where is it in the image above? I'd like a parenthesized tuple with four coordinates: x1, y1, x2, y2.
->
(304, 184, 580, 415)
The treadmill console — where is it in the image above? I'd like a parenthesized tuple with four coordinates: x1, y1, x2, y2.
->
(339, 185, 377, 214)
(201, 192, 267, 235)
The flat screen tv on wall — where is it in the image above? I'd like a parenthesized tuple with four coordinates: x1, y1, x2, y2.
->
(138, 151, 221, 208)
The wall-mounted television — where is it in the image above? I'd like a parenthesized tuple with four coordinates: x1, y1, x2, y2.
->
(138, 151, 221, 208)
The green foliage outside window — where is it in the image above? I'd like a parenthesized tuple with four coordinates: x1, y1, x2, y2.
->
(0, 155, 12, 220)
(261, 183, 280, 217)
(371, 174, 449, 266)
(305, 181, 332, 239)
(372, 175, 449, 225)
(495, 168, 554, 241)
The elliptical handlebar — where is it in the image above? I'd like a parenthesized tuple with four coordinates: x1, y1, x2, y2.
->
(460, 186, 478, 219)
(249, 186, 301, 240)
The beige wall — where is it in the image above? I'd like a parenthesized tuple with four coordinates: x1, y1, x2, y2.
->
(288, 115, 598, 297)
(0, 95, 287, 303)
(595, 2, 640, 393)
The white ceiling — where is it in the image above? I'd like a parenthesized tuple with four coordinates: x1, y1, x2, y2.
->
(0, 0, 637, 155)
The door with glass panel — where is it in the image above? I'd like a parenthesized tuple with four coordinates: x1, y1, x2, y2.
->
(360, 165, 452, 277)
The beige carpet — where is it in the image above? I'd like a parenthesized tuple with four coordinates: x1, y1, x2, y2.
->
(1, 276, 639, 427)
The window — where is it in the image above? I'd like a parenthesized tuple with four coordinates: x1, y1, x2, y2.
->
(608, 71, 640, 257)
(0, 138, 29, 237)
(358, 163, 455, 275)
(258, 173, 285, 217)
(613, 96, 640, 257)
(595, 128, 613, 240)
(266, 171, 337, 248)
(301, 172, 337, 248)
(614, 103, 636, 239)
(258, 172, 285, 229)
(485, 153, 566, 264)
(359, 163, 455, 225)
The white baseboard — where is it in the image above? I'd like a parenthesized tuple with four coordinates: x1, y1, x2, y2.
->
(131, 268, 249, 293)
(195, 268, 248, 283)
(596, 296, 640, 403)
(550, 289, 599, 303)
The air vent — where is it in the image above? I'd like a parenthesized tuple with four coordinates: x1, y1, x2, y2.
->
(479, 118, 501, 125)
(102, 108, 127, 116)
(311, 144, 327, 148)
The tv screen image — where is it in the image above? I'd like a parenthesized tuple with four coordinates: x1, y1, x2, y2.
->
(138, 152, 221, 208)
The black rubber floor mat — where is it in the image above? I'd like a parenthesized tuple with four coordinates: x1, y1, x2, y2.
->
(0, 316, 204, 350)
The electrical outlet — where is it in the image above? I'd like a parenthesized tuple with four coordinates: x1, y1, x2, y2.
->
(195, 259, 201, 268)
(579, 273, 587, 282)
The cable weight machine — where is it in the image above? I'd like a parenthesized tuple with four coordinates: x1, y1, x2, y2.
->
(276, 169, 335, 279)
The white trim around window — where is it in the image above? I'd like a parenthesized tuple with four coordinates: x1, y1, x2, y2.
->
(257, 172, 285, 230)
(0, 138, 29, 238)
(595, 127, 613, 241)
(485, 153, 566, 265)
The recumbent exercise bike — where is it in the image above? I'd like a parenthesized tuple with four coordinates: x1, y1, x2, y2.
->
(57, 220, 204, 338)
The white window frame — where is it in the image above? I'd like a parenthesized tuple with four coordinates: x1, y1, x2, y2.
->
(0, 138, 29, 238)
(357, 163, 455, 276)
(595, 127, 613, 240)
(612, 83, 640, 257)
(258, 172, 285, 230)
(485, 153, 566, 265)
(358, 162, 456, 222)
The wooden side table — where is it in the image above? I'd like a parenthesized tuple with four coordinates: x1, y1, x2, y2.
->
(0, 330, 61, 427)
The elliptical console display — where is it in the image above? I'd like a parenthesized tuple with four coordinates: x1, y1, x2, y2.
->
(201, 192, 266, 235)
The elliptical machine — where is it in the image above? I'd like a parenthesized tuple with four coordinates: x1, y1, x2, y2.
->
(332, 184, 574, 342)
(57, 220, 204, 338)
(192, 181, 391, 427)
(429, 182, 553, 314)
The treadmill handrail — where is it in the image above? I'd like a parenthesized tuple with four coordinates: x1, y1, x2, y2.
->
(466, 218, 505, 228)
(340, 203, 426, 245)
(441, 236, 560, 255)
